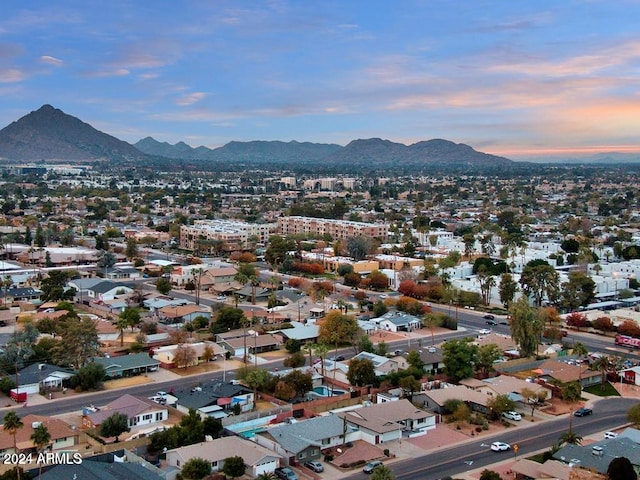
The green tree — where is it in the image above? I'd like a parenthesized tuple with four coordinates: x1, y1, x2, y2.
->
(211, 306, 246, 334)
(346, 235, 371, 261)
(487, 394, 515, 419)
(370, 464, 396, 480)
(479, 470, 502, 480)
(222, 455, 246, 478)
(125, 237, 139, 260)
(40, 270, 76, 302)
(519, 259, 560, 307)
(347, 358, 377, 386)
(607, 456, 637, 480)
(562, 381, 582, 404)
(509, 296, 543, 357)
(358, 335, 375, 353)
(30, 423, 51, 478)
(156, 277, 172, 295)
(99, 412, 130, 442)
(179, 457, 211, 480)
(53, 316, 100, 368)
(285, 338, 301, 353)
(283, 351, 306, 368)
(476, 344, 502, 376)
(558, 430, 583, 446)
(72, 362, 106, 391)
(627, 403, 640, 426)
(560, 272, 596, 312)
(244, 368, 271, 410)
(406, 350, 425, 373)
(441, 339, 478, 382)
(399, 375, 421, 401)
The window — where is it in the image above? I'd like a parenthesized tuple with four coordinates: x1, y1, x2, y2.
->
(298, 452, 306, 459)
(143, 414, 153, 421)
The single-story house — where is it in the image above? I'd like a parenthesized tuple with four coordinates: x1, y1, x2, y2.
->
(83, 280, 134, 302)
(553, 436, 640, 475)
(171, 379, 254, 417)
(218, 333, 281, 359)
(467, 375, 551, 403)
(104, 265, 142, 280)
(3, 287, 42, 303)
(420, 384, 490, 415)
(533, 359, 600, 388)
(143, 296, 188, 312)
(158, 303, 211, 325)
(416, 347, 445, 375)
(90, 353, 160, 378)
(12, 363, 75, 397)
(351, 351, 399, 375)
(338, 399, 436, 445)
(0, 414, 80, 455)
(152, 341, 226, 369)
(255, 414, 347, 465)
(167, 436, 282, 477)
(273, 321, 320, 344)
(374, 311, 422, 333)
(82, 394, 169, 430)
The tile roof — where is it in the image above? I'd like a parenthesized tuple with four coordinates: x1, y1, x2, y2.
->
(168, 436, 281, 465)
(86, 394, 163, 426)
(0, 414, 78, 450)
(339, 399, 434, 434)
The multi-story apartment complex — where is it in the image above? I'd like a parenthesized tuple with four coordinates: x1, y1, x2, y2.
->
(180, 220, 277, 252)
(277, 216, 388, 240)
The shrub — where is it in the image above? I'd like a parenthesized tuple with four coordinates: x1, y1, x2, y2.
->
(383, 448, 390, 457)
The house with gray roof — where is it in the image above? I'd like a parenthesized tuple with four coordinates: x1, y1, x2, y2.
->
(13, 363, 75, 397)
(170, 379, 254, 417)
(37, 459, 164, 480)
(374, 311, 422, 333)
(82, 280, 134, 302)
(91, 353, 160, 378)
(255, 414, 347, 465)
(553, 436, 640, 474)
(273, 321, 319, 343)
(351, 351, 399, 374)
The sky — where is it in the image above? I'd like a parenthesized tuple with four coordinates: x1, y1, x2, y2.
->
(2, 1, 640, 161)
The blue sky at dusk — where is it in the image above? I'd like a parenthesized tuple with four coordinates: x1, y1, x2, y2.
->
(2, 1, 640, 160)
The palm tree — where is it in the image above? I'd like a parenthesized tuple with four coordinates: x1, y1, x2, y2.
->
(559, 430, 583, 446)
(3, 411, 24, 480)
(592, 355, 617, 391)
(30, 423, 51, 478)
(256, 473, 276, 480)
(314, 343, 330, 378)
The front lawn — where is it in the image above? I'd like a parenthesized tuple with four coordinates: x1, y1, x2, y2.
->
(584, 382, 621, 397)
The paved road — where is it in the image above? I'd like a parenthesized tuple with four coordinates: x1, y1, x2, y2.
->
(346, 397, 637, 480)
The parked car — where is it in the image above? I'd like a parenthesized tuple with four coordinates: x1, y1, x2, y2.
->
(304, 461, 324, 473)
(574, 407, 593, 417)
(275, 467, 299, 480)
(604, 431, 618, 439)
(502, 411, 522, 421)
(491, 442, 511, 452)
(483, 314, 495, 320)
(363, 460, 384, 473)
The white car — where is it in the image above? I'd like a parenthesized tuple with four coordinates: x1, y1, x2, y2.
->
(478, 328, 491, 335)
(502, 411, 522, 421)
(604, 431, 618, 439)
(491, 442, 511, 452)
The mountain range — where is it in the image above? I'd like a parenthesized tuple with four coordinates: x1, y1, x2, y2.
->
(0, 104, 519, 170)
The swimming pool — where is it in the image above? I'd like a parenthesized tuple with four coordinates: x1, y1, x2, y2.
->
(312, 386, 346, 396)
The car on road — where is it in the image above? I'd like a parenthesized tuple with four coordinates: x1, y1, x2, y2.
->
(491, 442, 511, 452)
(478, 328, 491, 335)
(363, 460, 384, 473)
(485, 320, 498, 325)
(304, 461, 324, 473)
(574, 407, 593, 417)
(502, 411, 522, 421)
(330, 355, 345, 362)
(275, 467, 299, 480)
(483, 314, 495, 320)
(604, 431, 618, 439)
